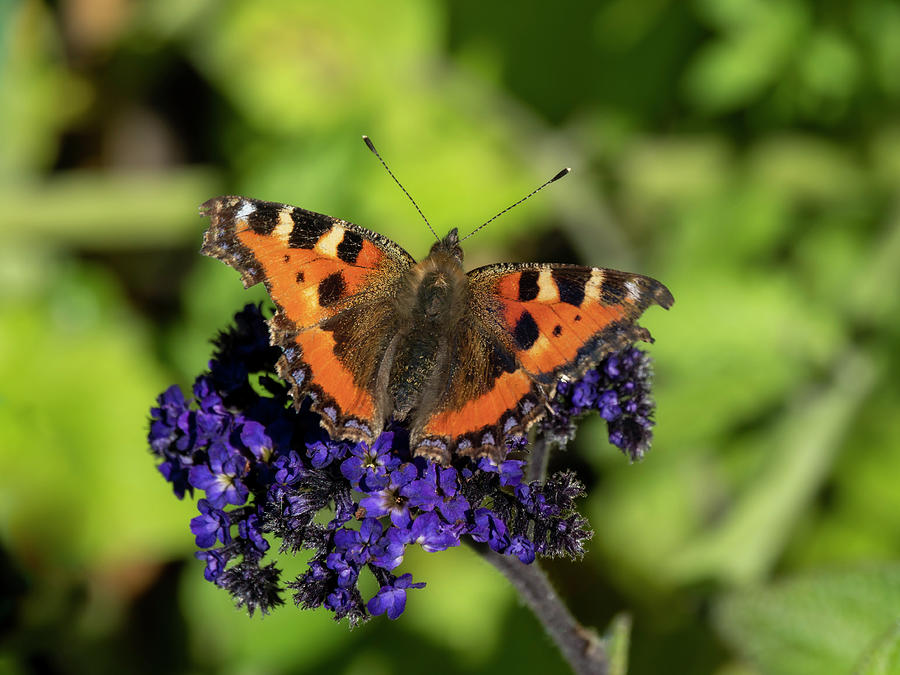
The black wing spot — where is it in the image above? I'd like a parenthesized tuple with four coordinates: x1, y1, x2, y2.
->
(283, 254, 291, 263)
(552, 268, 590, 307)
(574, 314, 582, 322)
(517, 269, 540, 301)
(295, 270, 305, 284)
(552, 324, 562, 337)
(487, 339, 518, 379)
(336, 230, 364, 264)
(317, 272, 345, 307)
(513, 311, 539, 351)
(247, 203, 280, 235)
(289, 208, 331, 249)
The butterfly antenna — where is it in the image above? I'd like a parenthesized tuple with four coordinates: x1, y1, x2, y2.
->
(363, 135, 439, 242)
(460, 167, 571, 242)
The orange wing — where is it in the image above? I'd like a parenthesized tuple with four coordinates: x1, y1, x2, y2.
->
(201, 196, 414, 443)
(477, 264, 674, 383)
(415, 263, 673, 462)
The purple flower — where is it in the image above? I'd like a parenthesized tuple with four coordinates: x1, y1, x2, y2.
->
(597, 390, 621, 421)
(410, 512, 459, 553)
(506, 535, 536, 564)
(325, 588, 353, 614)
(572, 370, 600, 408)
(367, 573, 425, 620)
(539, 346, 658, 460)
(190, 498, 231, 548)
(401, 463, 441, 511)
(196, 548, 227, 582)
(370, 527, 408, 570)
(468, 508, 509, 553)
(238, 512, 269, 553)
(306, 439, 347, 468)
(240, 421, 274, 462)
(149, 385, 188, 454)
(326, 552, 359, 588)
(340, 432, 401, 491)
(189, 442, 249, 507)
(478, 458, 526, 488)
(334, 518, 383, 565)
(148, 385, 193, 497)
(432, 466, 470, 522)
(272, 450, 305, 486)
(359, 463, 418, 527)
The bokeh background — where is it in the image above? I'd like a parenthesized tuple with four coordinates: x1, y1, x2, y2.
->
(3, 0, 900, 673)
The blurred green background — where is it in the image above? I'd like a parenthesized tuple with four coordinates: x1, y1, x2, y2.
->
(2, 0, 900, 673)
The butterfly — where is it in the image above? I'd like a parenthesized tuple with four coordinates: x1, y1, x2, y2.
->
(200, 142, 673, 465)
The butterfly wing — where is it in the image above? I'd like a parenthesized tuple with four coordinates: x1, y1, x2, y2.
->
(414, 263, 673, 462)
(201, 196, 415, 443)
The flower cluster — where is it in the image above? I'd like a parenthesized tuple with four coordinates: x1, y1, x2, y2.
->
(540, 347, 657, 460)
(147, 304, 657, 624)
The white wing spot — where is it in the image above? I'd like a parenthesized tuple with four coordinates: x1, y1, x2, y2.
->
(316, 225, 345, 257)
(537, 269, 559, 302)
(625, 279, 642, 302)
(586, 269, 605, 300)
(235, 201, 256, 220)
(274, 209, 294, 243)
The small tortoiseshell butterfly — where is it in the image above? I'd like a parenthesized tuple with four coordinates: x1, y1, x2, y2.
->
(200, 138, 673, 465)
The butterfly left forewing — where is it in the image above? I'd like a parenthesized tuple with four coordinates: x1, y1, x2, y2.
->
(201, 195, 415, 445)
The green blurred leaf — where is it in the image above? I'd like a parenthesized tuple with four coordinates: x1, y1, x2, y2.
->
(747, 135, 863, 204)
(798, 30, 859, 104)
(685, 0, 808, 112)
(852, 0, 900, 97)
(603, 613, 632, 675)
(2, 168, 219, 248)
(715, 566, 900, 675)
(666, 349, 876, 585)
(857, 621, 900, 675)
(0, 257, 187, 566)
(0, 0, 90, 177)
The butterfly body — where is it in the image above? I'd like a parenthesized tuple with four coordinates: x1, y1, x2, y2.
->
(201, 195, 673, 464)
(379, 230, 466, 427)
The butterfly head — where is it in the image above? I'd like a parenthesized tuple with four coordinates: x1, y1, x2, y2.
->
(428, 227, 463, 263)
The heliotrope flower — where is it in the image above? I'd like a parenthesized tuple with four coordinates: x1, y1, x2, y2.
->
(540, 346, 657, 460)
(147, 304, 659, 624)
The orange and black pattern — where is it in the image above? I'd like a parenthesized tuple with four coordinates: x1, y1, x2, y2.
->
(201, 195, 673, 464)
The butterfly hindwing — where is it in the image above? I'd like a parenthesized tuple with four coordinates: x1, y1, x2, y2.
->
(201, 196, 414, 443)
(414, 316, 545, 464)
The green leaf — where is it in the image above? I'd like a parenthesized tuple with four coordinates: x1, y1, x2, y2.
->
(2, 168, 220, 248)
(603, 613, 632, 675)
(716, 566, 900, 675)
(857, 621, 900, 675)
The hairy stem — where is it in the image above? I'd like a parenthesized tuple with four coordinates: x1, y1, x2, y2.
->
(473, 543, 607, 674)
(526, 434, 551, 483)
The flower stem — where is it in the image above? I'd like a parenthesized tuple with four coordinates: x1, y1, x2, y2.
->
(473, 543, 607, 674)
(526, 434, 551, 483)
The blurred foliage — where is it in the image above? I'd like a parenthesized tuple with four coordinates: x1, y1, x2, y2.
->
(2, 0, 900, 673)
